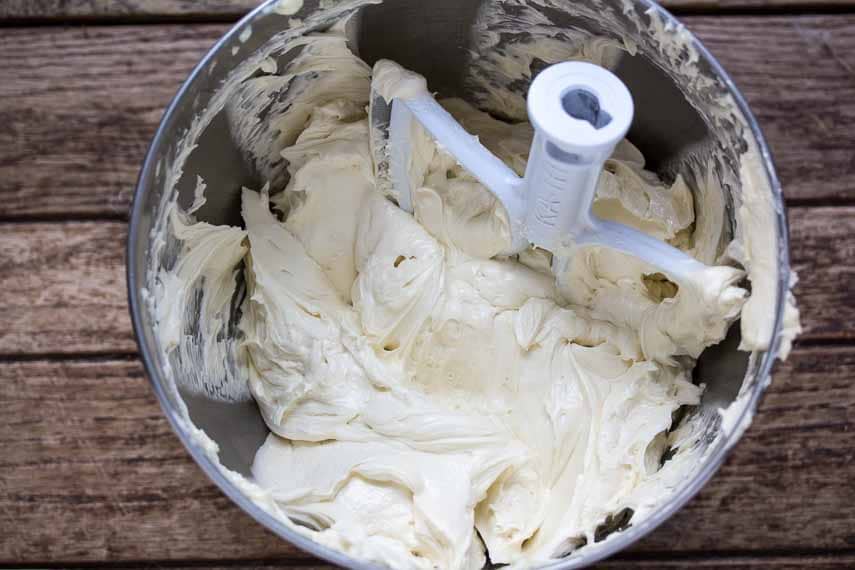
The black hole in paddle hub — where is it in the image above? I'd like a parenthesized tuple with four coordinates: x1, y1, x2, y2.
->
(562, 89, 612, 129)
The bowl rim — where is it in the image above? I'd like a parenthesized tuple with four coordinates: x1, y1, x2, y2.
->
(126, 0, 791, 567)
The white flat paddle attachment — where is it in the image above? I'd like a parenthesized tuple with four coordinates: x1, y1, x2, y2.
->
(370, 60, 707, 281)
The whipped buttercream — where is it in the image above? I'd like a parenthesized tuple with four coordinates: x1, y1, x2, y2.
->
(150, 13, 797, 570)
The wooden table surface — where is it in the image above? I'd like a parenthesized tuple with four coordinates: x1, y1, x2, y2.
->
(1, 1, 854, 568)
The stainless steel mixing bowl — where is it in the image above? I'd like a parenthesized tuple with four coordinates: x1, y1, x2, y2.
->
(127, 0, 792, 567)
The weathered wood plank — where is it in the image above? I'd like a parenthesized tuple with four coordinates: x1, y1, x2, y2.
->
(633, 344, 855, 553)
(128, 555, 855, 570)
(604, 556, 855, 570)
(0, 207, 848, 356)
(1, 16, 854, 220)
(1, 345, 852, 563)
(0, 24, 228, 220)
(149, 567, 335, 570)
(0, 222, 134, 355)
(148, 555, 855, 570)
(0, 0, 851, 21)
(788, 207, 855, 342)
(0, 0, 257, 20)
(0, 358, 300, 562)
(686, 15, 855, 208)
(667, 0, 855, 8)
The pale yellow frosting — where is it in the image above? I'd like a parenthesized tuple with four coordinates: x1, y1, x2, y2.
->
(151, 23, 792, 570)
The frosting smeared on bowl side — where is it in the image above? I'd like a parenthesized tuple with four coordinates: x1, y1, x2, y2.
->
(140, 2, 800, 568)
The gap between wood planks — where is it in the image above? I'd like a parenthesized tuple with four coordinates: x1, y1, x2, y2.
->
(1, 346, 853, 563)
(0, 202, 840, 227)
(1, 8, 852, 568)
(1, 0, 855, 26)
(1, 208, 852, 357)
(0, 199, 841, 227)
(3, 16, 854, 219)
(2, 550, 855, 569)
(0, 351, 139, 364)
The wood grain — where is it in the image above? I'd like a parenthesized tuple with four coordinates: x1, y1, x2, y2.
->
(0, 0, 257, 20)
(633, 344, 855, 554)
(788, 207, 855, 342)
(0, 7, 851, 568)
(0, 222, 134, 355)
(0, 207, 849, 356)
(0, 0, 851, 21)
(602, 556, 855, 570)
(1, 345, 852, 564)
(0, 24, 227, 221)
(121, 555, 855, 570)
(1, 16, 854, 220)
(0, 357, 300, 563)
(686, 15, 855, 208)
(665, 0, 855, 8)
